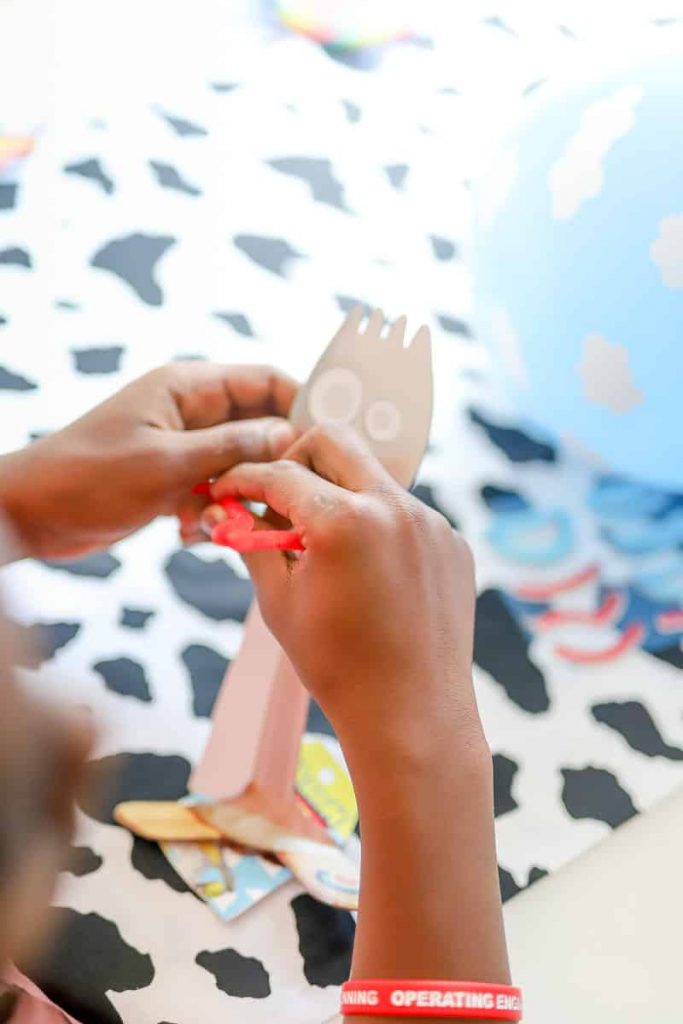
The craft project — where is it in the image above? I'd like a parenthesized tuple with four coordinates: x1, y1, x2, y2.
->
(115, 308, 433, 912)
(117, 736, 360, 917)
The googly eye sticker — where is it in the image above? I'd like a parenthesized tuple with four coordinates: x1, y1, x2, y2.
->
(365, 399, 402, 442)
(308, 367, 363, 425)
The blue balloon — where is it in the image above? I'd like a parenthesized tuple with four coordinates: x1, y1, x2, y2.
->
(472, 51, 683, 490)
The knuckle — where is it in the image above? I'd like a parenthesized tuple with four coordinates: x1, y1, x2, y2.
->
(271, 458, 300, 479)
(387, 492, 429, 534)
(450, 530, 475, 575)
(147, 363, 175, 385)
(307, 491, 365, 545)
(430, 508, 456, 542)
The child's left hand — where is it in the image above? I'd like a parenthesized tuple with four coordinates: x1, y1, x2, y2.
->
(0, 362, 297, 559)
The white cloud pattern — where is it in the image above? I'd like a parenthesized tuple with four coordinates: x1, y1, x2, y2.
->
(579, 333, 643, 414)
(478, 149, 517, 230)
(488, 307, 528, 387)
(549, 86, 642, 221)
(650, 215, 683, 288)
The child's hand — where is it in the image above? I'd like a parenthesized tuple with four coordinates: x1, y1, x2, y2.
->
(211, 423, 481, 756)
(215, 426, 509, 999)
(0, 363, 296, 560)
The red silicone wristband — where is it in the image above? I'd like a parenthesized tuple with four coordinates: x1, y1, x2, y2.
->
(340, 981, 522, 1020)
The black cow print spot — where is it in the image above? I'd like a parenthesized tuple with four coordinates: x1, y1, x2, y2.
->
(55, 299, 80, 310)
(65, 845, 103, 877)
(291, 894, 354, 986)
(91, 233, 176, 305)
(0, 246, 31, 268)
(158, 110, 208, 137)
(211, 81, 239, 92)
(499, 865, 546, 901)
(385, 163, 409, 189)
(342, 99, 361, 122)
(411, 482, 459, 530)
(149, 160, 201, 196)
(214, 312, 254, 336)
(181, 643, 229, 717)
(306, 699, 335, 738)
(196, 948, 271, 999)
(592, 701, 683, 760)
(561, 767, 637, 828)
(429, 235, 457, 260)
(482, 14, 517, 34)
(13, 620, 81, 666)
(523, 78, 546, 96)
(437, 314, 472, 338)
(165, 550, 252, 621)
(498, 867, 520, 901)
(130, 836, 192, 894)
(480, 484, 528, 512)
(64, 157, 114, 194)
(652, 645, 683, 669)
(268, 157, 349, 212)
(474, 590, 550, 713)
(0, 365, 37, 391)
(43, 550, 121, 578)
(233, 233, 303, 277)
(469, 408, 556, 463)
(93, 657, 152, 702)
(72, 346, 123, 373)
(79, 752, 190, 824)
(336, 294, 370, 315)
(493, 754, 519, 817)
(23, 908, 154, 1024)
(0, 183, 17, 209)
(120, 607, 154, 629)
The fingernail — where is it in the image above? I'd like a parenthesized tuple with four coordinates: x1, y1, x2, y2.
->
(267, 421, 294, 457)
(201, 504, 227, 531)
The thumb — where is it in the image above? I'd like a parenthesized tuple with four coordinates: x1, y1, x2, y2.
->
(175, 416, 295, 482)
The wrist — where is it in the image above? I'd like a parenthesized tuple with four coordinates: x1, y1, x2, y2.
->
(331, 682, 489, 804)
(348, 728, 493, 826)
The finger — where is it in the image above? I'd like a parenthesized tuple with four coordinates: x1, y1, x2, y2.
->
(175, 416, 296, 483)
(281, 423, 395, 493)
(176, 490, 210, 537)
(212, 459, 348, 533)
(168, 363, 298, 428)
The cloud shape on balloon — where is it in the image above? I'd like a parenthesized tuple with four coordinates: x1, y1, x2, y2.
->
(579, 333, 643, 414)
(650, 215, 683, 288)
(478, 149, 517, 230)
(488, 307, 528, 387)
(549, 86, 642, 221)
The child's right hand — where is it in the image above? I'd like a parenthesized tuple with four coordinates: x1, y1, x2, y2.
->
(211, 423, 483, 759)
(214, 425, 510, 1006)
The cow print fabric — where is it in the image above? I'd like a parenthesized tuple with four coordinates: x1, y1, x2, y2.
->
(2, 5, 682, 1022)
